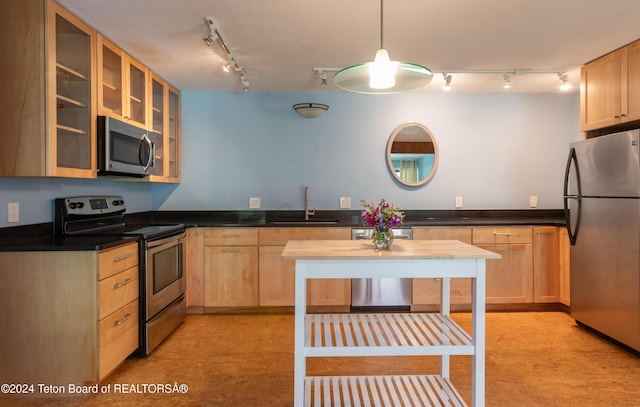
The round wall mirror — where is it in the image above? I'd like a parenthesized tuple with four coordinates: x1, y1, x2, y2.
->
(385, 122, 439, 187)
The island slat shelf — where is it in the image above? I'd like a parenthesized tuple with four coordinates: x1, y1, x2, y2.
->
(305, 375, 466, 407)
(282, 239, 500, 407)
(305, 313, 474, 357)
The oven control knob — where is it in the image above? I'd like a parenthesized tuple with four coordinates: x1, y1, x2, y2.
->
(112, 200, 121, 206)
(69, 202, 77, 209)
(77, 202, 84, 209)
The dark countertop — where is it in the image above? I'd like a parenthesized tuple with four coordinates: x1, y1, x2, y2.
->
(0, 209, 565, 251)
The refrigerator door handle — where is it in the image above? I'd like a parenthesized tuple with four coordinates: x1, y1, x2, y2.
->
(564, 147, 581, 245)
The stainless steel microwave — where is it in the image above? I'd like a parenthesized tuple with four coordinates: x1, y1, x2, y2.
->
(97, 116, 156, 177)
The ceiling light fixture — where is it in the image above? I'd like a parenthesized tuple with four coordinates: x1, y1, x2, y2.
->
(503, 73, 512, 89)
(293, 103, 329, 118)
(333, 0, 433, 94)
(203, 16, 249, 91)
(443, 73, 452, 91)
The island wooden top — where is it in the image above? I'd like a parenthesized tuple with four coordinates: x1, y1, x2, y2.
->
(281, 239, 501, 260)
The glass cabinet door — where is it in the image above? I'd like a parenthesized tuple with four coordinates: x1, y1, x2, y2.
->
(97, 34, 147, 129)
(151, 75, 165, 179)
(167, 86, 181, 182)
(128, 58, 147, 127)
(98, 36, 124, 119)
(49, 3, 96, 177)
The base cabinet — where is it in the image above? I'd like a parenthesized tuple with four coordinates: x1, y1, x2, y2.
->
(203, 228, 259, 307)
(559, 227, 571, 306)
(0, 242, 139, 386)
(259, 228, 352, 307)
(473, 227, 534, 303)
(533, 226, 561, 303)
(412, 227, 473, 306)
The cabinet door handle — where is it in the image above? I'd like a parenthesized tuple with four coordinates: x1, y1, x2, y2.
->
(114, 313, 134, 326)
(222, 234, 240, 238)
(113, 278, 133, 289)
(113, 253, 134, 262)
(493, 232, 512, 236)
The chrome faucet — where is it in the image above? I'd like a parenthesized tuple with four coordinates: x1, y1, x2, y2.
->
(304, 185, 316, 220)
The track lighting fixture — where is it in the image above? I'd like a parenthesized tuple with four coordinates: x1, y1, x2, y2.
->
(314, 66, 574, 92)
(503, 73, 512, 89)
(203, 16, 249, 91)
(443, 73, 452, 91)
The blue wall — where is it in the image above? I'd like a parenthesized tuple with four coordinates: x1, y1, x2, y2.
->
(152, 91, 581, 211)
(0, 91, 581, 228)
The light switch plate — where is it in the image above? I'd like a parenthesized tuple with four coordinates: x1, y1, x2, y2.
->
(455, 196, 463, 208)
(530, 196, 538, 208)
(339, 197, 351, 209)
(8, 202, 19, 222)
(249, 197, 261, 209)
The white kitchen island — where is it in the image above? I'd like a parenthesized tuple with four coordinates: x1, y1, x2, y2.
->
(281, 239, 501, 407)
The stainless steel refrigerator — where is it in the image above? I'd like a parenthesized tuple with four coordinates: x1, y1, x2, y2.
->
(564, 129, 640, 352)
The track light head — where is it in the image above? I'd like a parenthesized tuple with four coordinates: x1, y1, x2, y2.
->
(503, 73, 512, 89)
(558, 72, 571, 91)
(443, 73, 452, 91)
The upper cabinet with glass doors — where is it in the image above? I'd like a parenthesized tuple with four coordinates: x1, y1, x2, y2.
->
(97, 35, 148, 129)
(0, 0, 96, 178)
(149, 73, 181, 183)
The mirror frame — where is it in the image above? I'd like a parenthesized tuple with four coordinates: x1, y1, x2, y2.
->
(385, 122, 439, 187)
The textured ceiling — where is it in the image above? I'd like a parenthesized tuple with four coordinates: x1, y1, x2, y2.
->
(58, 0, 640, 93)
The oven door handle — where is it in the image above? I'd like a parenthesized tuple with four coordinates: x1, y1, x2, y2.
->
(147, 232, 186, 249)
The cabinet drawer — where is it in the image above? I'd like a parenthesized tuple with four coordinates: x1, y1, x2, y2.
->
(472, 227, 532, 244)
(412, 227, 472, 244)
(259, 227, 351, 245)
(204, 228, 258, 246)
(99, 299, 138, 380)
(99, 266, 139, 320)
(99, 242, 139, 280)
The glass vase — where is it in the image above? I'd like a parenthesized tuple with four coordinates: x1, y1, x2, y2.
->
(372, 228, 394, 251)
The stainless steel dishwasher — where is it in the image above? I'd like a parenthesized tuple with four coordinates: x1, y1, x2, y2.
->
(351, 228, 412, 310)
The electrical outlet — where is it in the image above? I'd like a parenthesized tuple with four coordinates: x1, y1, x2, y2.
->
(530, 196, 538, 208)
(249, 197, 261, 209)
(455, 196, 463, 208)
(8, 202, 19, 222)
(339, 197, 351, 209)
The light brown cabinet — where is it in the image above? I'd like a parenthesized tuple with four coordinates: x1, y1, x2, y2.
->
(97, 35, 148, 128)
(203, 228, 259, 307)
(149, 73, 181, 182)
(533, 226, 560, 303)
(559, 227, 571, 306)
(472, 226, 534, 304)
(259, 227, 352, 307)
(411, 227, 473, 307)
(1, 0, 96, 178)
(581, 39, 640, 132)
(96, 242, 139, 380)
(0, 241, 139, 385)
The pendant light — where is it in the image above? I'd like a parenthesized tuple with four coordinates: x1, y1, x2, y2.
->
(333, 0, 433, 94)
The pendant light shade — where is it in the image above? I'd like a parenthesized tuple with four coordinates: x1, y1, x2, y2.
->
(333, 0, 433, 94)
(335, 61, 432, 94)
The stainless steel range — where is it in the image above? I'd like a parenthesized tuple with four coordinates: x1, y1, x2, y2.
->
(54, 195, 186, 357)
